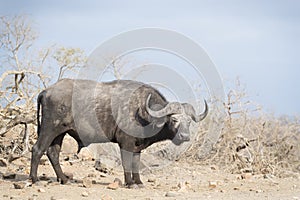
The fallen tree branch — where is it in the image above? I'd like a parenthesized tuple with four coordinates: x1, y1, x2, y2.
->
(0, 115, 36, 137)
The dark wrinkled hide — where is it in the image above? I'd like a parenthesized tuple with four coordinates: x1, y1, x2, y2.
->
(30, 79, 208, 187)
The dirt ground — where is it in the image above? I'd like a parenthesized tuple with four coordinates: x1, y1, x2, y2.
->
(1, 151, 300, 200)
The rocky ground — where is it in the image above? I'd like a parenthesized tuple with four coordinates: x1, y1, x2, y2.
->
(0, 136, 300, 200)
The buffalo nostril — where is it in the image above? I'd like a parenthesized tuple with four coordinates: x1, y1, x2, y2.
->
(180, 134, 190, 141)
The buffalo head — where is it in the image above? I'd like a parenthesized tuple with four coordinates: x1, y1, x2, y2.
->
(146, 94, 208, 145)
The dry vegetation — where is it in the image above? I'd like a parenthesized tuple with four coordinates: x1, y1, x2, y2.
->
(184, 81, 300, 178)
(0, 15, 86, 165)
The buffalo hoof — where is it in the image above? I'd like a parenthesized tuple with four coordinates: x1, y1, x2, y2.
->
(57, 177, 69, 184)
(29, 176, 38, 184)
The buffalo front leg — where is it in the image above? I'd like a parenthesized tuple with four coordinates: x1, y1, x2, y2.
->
(47, 134, 69, 184)
(120, 149, 134, 187)
(132, 152, 143, 187)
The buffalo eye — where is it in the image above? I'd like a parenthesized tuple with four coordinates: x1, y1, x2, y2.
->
(187, 118, 191, 123)
(171, 117, 178, 123)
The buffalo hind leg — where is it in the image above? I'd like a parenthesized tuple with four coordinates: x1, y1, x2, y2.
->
(30, 131, 56, 183)
(47, 133, 69, 184)
(132, 152, 143, 187)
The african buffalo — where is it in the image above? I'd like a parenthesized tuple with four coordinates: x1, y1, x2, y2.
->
(29, 79, 208, 188)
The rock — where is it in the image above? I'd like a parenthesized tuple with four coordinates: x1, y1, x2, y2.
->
(13, 182, 27, 189)
(177, 181, 189, 192)
(82, 177, 92, 188)
(39, 157, 48, 165)
(78, 148, 94, 161)
(47, 181, 60, 186)
(233, 187, 239, 190)
(99, 172, 107, 177)
(39, 174, 49, 181)
(208, 181, 217, 189)
(210, 165, 218, 170)
(87, 173, 97, 178)
(63, 156, 70, 161)
(113, 178, 122, 186)
(95, 161, 109, 173)
(165, 191, 179, 197)
(107, 181, 119, 190)
(3, 172, 16, 180)
(241, 173, 252, 180)
(81, 191, 89, 197)
(37, 188, 46, 193)
(9, 195, 19, 199)
(147, 178, 156, 183)
(61, 135, 78, 154)
(64, 172, 73, 180)
(101, 194, 114, 200)
(0, 158, 7, 167)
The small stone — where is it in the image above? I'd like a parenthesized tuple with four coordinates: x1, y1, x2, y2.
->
(3, 173, 16, 180)
(64, 172, 73, 180)
(208, 181, 217, 189)
(99, 172, 107, 177)
(241, 173, 252, 180)
(13, 182, 26, 189)
(101, 194, 114, 200)
(177, 181, 188, 192)
(107, 181, 119, 190)
(147, 178, 156, 183)
(210, 165, 218, 170)
(82, 177, 92, 188)
(9, 195, 19, 199)
(39, 158, 48, 165)
(95, 162, 109, 173)
(87, 173, 96, 178)
(81, 191, 89, 197)
(39, 174, 49, 181)
(47, 181, 60, 186)
(113, 178, 122, 186)
(78, 148, 94, 161)
(0, 158, 7, 167)
(63, 156, 69, 161)
(38, 188, 46, 193)
(165, 191, 179, 197)
(233, 187, 239, 190)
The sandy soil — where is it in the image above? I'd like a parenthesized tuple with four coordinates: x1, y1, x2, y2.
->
(1, 153, 300, 200)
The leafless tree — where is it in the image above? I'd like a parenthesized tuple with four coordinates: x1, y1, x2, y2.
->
(0, 15, 86, 162)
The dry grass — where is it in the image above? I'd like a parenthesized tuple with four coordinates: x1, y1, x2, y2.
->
(184, 83, 300, 178)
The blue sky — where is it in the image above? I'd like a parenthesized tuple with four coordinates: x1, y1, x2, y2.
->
(1, 0, 299, 116)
